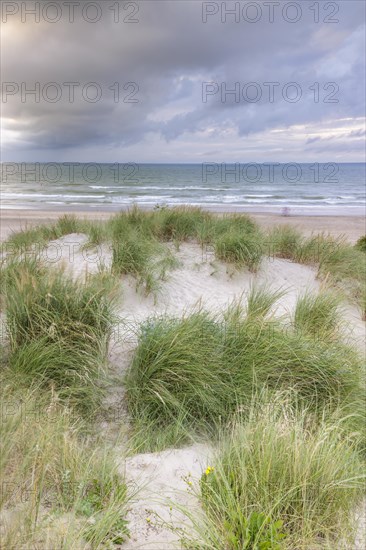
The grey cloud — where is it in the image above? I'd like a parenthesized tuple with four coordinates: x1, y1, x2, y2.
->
(1, 0, 365, 161)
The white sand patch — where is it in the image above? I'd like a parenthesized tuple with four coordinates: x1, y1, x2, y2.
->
(116, 242, 319, 324)
(43, 233, 112, 280)
(117, 444, 211, 549)
(354, 499, 366, 550)
(7, 236, 364, 348)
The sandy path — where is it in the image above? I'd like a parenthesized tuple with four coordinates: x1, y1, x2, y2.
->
(117, 444, 211, 549)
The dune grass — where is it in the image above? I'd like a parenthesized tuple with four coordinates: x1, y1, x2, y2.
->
(0, 251, 129, 547)
(8, 338, 107, 413)
(3, 208, 266, 281)
(295, 233, 341, 264)
(267, 224, 304, 259)
(319, 240, 366, 282)
(214, 231, 263, 272)
(5, 214, 86, 252)
(210, 214, 264, 271)
(111, 224, 178, 295)
(126, 312, 224, 443)
(2, 209, 365, 548)
(5, 260, 116, 349)
(150, 205, 212, 242)
(186, 394, 365, 549)
(245, 285, 285, 319)
(2, 258, 117, 413)
(355, 235, 366, 253)
(293, 290, 342, 340)
(5, 208, 364, 311)
(317, 240, 366, 318)
(126, 301, 365, 452)
(264, 226, 366, 315)
(0, 382, 129, 549)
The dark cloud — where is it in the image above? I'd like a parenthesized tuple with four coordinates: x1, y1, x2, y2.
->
(1, 0, 365, 161)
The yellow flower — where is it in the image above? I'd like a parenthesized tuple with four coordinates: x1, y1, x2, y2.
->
(205, 466, 214, 475)
(146, 517, 151, 523)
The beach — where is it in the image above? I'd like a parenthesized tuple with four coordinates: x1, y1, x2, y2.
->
(2, 0, 365, 545)
(1, 206, 365, 548)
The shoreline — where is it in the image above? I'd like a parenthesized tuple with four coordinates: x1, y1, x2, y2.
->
(1, 204, 365, 216)
(0, 206, 365, 243)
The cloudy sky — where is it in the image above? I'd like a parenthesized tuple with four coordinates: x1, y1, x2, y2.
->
(1, 0, 365, 162)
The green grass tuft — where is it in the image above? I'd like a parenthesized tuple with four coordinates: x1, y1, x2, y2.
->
(246, 285, 285, 319)
(214, 232, 263, 272)
(192, 394, 365, 549)
(355, 235, 366, 253)
(267, 225, 303, 259)
(0, 384, 129, 548)
(294, 290, 342, 340)
(126, 304, 365, 450)
(4, 259, 116, 412)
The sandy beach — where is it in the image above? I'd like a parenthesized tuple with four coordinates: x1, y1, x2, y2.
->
(1, 207, 365, 548)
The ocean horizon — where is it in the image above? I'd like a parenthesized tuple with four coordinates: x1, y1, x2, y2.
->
(1, 162, 365, 215)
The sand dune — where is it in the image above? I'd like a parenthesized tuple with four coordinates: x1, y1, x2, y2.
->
(36, 232, 365, 549)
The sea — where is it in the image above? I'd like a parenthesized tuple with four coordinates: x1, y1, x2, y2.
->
(1, 163, 365, 215)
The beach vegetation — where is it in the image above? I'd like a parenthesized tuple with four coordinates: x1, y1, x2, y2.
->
(0, 382, 129, 548)
(355, 235, 366, 252)
(293, 290, 342, 340)
(185, 394, 365, 549)
(2, 209, 365, 549)
(3, 258, 117, 413)
(125, 301, 365, 451)
(266, 224, 303, 259)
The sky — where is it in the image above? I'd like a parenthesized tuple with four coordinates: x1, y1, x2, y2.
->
(1, 0, 365, 163)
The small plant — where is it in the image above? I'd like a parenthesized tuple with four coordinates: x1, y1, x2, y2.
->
(268, 225, 303, 259)
(112, 230, 153, 278)
(83, 509, 129, 546)
(355, 235, 366, 252)
(294, 290, 342, 340)
(295, 233, 341, 264)
(215, 232, 263, 272)
(202, 467, 286, 549)
(221, 512, 286, 550)
(111, 228, 177, 295)
(152, 206, 210, 242)
(246, 285, 285, 319)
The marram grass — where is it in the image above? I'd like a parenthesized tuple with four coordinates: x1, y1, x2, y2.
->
(3, 258, 117, 412)
(182, 392, 365, 550)
(126, 301, 365, 451)
(4, 208, 365, 309)
(1, 209, 365, 549)
(293, 289, 342, 340)
(0, 382, 129, 549)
